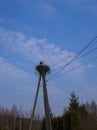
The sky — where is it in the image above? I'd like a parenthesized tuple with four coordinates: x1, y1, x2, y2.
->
(0, 0, 97, 116)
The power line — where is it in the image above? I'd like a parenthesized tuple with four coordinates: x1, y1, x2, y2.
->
(51, 54, 76, 72)
(67, 56, 97, 73)
(51, 54, 75, 70)
(51, 37, 97, 73)
(47, 36, 97, 82)
(51, 56, 97, 81)
(54, 47, 97, 71)
(51, 36, 97, 71)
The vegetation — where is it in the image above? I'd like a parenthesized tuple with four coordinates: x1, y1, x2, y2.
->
(0, 105, 42, 130)
(0, 92, 97, 130)
(42, 92, 97, 130)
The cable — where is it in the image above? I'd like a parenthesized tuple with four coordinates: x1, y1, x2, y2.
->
(51, 54, 76, 72)
(51, 37, 97, 73)
(51, 36, 97, 73)
(52, 56, 97, 80)
(47, 36, 97, 82)
(54, 47, 97, 71)
(67, 56, 97, 73)
(51, 54, 75, 70)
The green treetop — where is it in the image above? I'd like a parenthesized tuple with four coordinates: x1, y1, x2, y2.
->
(69, 91, 79, 111)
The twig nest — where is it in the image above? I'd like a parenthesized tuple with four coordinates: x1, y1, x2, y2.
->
(36, 61, 50, 75)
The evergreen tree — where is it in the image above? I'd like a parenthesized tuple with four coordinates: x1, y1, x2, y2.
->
(69, 91, 79, 111)
(63, 92, 81, 130)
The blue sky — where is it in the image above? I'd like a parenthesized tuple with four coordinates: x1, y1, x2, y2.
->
(0, 0, 97, 116)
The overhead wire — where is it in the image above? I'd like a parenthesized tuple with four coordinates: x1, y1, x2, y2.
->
(47, 36, 97, 82)
(52, 47, 97, 73)
(51, 36, 97, 73)
(51, 54, 76, 72)
(51, 56, 97, 81)
(67, 56, 97, 73)
(51, 54, 75, 69)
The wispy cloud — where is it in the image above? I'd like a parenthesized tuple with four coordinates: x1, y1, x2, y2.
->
(0, 27, 85, 88)
(0, 54, 35, 93)
(0, 27, 86, 89)
(0, 53, 37, 99)
(0, 28, 73, 65)
(0, 27, 84, 77)
(0, 55, 32, 80)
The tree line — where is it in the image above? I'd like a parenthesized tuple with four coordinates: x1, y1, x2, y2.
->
(0, 105, 31, 130)
(43, 92, 97, 130)
(0, 92, 97, 130)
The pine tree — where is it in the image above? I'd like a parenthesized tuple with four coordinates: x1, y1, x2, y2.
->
(63, 92, 81, 130)
(69, 91, 79, 111)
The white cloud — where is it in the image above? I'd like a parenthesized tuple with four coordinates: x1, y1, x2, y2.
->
(0, 55, 33, 83)
(0, 54, 39, 111)
(0, 28, 69, 63)
(0, 54, 37, 101)
(0, 28, 84, 79)
(0, 27, 85, 91)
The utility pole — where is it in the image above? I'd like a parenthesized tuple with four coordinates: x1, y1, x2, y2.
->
(29, 61, 52, 130)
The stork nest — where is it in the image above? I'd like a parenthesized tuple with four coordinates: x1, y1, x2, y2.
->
(36, 64, 50, 75)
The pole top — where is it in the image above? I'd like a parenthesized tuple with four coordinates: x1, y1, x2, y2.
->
(36, 61, 50, 75)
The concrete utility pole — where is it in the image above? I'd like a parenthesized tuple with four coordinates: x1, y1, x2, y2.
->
(29, 61, 52, 130)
